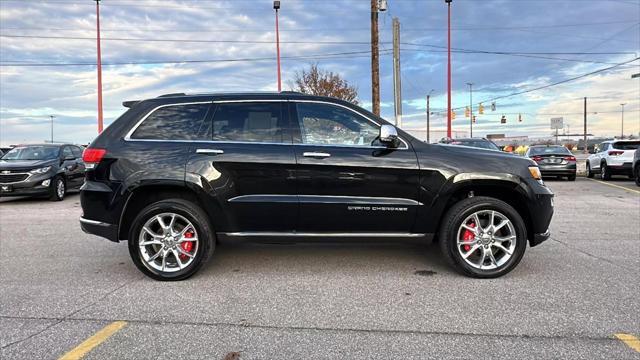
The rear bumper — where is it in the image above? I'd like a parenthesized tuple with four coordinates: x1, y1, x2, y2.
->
(539, 164, 576, 176)
(607, 162, 633, 174)
(80, 217, 119, 242)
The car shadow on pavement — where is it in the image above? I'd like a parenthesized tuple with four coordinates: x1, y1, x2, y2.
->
(0, 191, 80, 204)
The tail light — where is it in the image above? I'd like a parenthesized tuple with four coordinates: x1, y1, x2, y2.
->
(82, 148, 106, 169)
(564, 156, 576, 162)
(608, 151, 624, 156)
(532, 156, 543, 162)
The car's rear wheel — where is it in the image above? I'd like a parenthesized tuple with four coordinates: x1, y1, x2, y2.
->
(635, 168, 640, 187)
(128, 199, 215, 281)
(600, 162, 611, 180)
(586, 162, 594, 178)
(439, 196, 527, 278)
(567, 174, 576, 181)
(49, 176, 65, 201)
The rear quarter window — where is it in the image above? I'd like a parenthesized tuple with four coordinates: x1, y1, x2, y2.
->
(130, 103, 211, 140)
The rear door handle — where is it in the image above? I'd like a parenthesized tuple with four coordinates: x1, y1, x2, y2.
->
(196, 149, 224, 155)
(303, 152, 331, 158)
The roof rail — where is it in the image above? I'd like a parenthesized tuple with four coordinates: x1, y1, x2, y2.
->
(280, 91, 304, 95)
(122, 100, 140, 108)
(157, 93, 186, 98)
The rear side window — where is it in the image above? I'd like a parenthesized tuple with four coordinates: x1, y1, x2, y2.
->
(612, 141, 640, 150)
(130, 103, 210, 140)
(212, 102, 286, 143)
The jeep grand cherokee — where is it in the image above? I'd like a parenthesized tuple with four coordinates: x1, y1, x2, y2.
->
(79, 92, 553, 280)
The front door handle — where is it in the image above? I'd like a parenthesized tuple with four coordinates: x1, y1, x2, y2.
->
(303, 152, 331, 158)
(196, 149, 224, 155)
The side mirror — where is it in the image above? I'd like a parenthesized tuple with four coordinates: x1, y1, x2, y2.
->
(379, 124, 399, 148)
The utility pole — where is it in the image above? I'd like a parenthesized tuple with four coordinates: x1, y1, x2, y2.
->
(95, 0, 103, 134)
(370, 0, 381, 116)
(620, 103, 626, 139)
(467, 82, 473, 137)
(50, 115, 55, 143)
(392, 17, 402, 128)
(445, 0, 452, 138)
(583, 97, 587, 154)
(274, 1, 282, 92)
(426, 90, 434, 143)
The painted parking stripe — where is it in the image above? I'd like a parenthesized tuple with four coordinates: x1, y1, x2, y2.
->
(615, 333, 640, 353)
(588, 179, 640, 195)
(59, 321, 127, 360)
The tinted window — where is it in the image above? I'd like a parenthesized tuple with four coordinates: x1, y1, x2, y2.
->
(62, 146, 74, 159)
(528, 146, 570, 156)
(130, 104, 210, 140)
(71, 146, 83, 158)
(1, 146, 59, 160)
(599, 143, 609, 152)
(212, 102, 286, 143)
(296, 102, 379, 146)
(613, 141, 640, 150)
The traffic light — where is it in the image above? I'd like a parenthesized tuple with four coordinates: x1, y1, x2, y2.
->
(500, 115, 506, 124)
(478, 103, 484, 114)
(451, 110, 456, 119)
(472, 115, 477, 124)
(491, 102, 496, 111)
(465, 106, 470, 118)
(518, 113, 522, 122)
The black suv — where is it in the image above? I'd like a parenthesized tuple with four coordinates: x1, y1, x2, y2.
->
(1, 143, 86, 201)
(80, 93, 553, 280)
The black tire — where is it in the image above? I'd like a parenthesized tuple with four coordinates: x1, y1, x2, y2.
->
(128, 198, 215, 281)
(635, 169, 640, 187)
(586, 162, 594, 178)
(438, 196, 527, 278)
(567, 174, 576, 181)
(600, 162, 611, 180)
(49, 175, 65, 201)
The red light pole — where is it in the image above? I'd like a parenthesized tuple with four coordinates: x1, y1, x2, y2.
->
(445, 0, 452, 138)
(96, 0, 104, 133)
(274, 1, 282, 92)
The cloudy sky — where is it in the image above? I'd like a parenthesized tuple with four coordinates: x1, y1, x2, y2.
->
(0, 0, 639, 146)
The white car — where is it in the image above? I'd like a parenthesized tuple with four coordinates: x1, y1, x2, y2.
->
(586, 140, 640, 180)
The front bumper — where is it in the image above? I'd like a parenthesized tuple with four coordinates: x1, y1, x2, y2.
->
(0, 174, 52, 197)
(80, 217, 119, 242)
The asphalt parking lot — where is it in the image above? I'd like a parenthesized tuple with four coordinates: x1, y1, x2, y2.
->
(1, 177, 639, 359)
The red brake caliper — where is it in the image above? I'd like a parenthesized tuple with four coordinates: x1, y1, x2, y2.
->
(462, 222, 475, 252)
(179, 230, 194, 261)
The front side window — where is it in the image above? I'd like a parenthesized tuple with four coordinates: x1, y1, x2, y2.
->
(1, 146, 60, 160)
(130, 103, 210, 140)
(212, 102, 286, 143)
(295, 102, 379, 146)
(62, 146, 74, 159)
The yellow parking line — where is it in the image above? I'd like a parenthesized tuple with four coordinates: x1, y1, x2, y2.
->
(588, 179, 640, 195)
(59, 321, 127, 360)
(615, 333, 640, 353)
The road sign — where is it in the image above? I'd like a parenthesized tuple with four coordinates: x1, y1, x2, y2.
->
(550, 117, 563, 129)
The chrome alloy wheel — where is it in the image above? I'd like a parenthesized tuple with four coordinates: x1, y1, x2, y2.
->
(456, 210, 517, 270)
(56, 179, 65, 199)
(138, 213, 199, 273)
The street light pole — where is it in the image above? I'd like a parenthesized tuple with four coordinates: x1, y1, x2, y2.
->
(370, 0, 381, 116)
(274, 1, 282, 92)
(49, 115, 55, 143)
(95, 0, 103, 133)
(426, 89, 434, 143)
(467, 82, 473, 138)
(620, 103, 626, 139)
(445, 0, 452, 138)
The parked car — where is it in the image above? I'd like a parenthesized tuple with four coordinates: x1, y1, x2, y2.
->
(79, 92, 553, 280)
(0, 144, 86, 201)
(438, 137, 501, 151)
(586, 140, 639, 180)
(525, 145, 576, 181)
(633, 148, 640, 186)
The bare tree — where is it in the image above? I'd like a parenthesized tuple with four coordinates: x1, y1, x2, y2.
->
(291, 64, 359, 104)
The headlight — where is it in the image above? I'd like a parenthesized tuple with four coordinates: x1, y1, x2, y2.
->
(29, 166, 51, 174)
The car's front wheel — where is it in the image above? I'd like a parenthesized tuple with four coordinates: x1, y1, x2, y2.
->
(128, 199, 215, 281)
(600, 162, 611, 180)
(439, 196, 527, 278)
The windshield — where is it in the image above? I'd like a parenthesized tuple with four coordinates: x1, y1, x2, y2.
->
(454, 139, 500, 151)
(1, 146, 60, 160)
(528, 146, 570, 156)
(612, 141, 640, 150)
